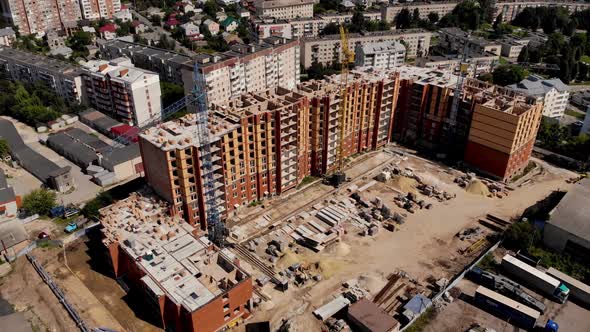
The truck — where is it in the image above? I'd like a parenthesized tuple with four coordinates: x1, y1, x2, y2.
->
(501, 254, 570, 303)
(547, 267, 590, 306)
(474, 286, 540, 330)
(64, 217, 88, 233)
(466, 267, 546, 312)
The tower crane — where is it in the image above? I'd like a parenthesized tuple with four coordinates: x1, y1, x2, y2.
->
(328, 24, 354, 187)
(108, 62, 225, 247)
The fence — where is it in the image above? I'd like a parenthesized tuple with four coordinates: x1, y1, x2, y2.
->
(400, 240, 502, 331)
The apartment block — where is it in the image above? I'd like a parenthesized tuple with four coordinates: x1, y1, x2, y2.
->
(301, 29, 431, 69)
(99, 192, 253, 332)
(381, 2, 456, 23)
(438, 28, 501, 56)
(99, 38, 300, 106)
(415, 52, 499, 76)
(98, 39, 193, 85)
(81, 58, 162, 126)
(500, 38, 527, 59)
(78, 0, 121, 20)
(140, 87, 311, 228)
(0, 0, 81, 35)
(181, 38, 301, 105)
(0, 48, 84, 104)
(508, 75, 569, 119)
(393, 66, 462, 153)
(464, 80, 543, 181)
(495, 0, 590, 23)
(254, 0, 314, 20)
(355, 41, 406, 70)
(139, 113, 228, 229)
(298, 70, 400, 175)
(254, 11, 381, 40)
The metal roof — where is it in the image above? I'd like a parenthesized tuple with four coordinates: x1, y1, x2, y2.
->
(0, 219, 27, 249)
(348, 299, 400, 332)
(547, 178, 590, 242)
(102, 143, 141, 165)
(0, 119, 68, 183)
(508, 75, 569, 96)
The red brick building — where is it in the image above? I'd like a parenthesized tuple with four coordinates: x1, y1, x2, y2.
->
(100, 192, 253, 332)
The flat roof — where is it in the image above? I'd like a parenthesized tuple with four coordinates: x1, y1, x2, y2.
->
(348, 298, 400, 332)
(100, 191, 249, 312)
(547, 178, 590, 242)
(0, 219, 27, 249)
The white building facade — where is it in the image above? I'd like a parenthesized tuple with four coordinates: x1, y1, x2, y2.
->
(355, 41, 406, 70)
(508, 75, 570, 119)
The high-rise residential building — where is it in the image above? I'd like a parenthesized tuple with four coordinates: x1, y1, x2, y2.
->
(355, 41, 406, 70)
(415, 52, 499, 76)
(381, 2, 457, 23)
(181, 38, 301, 105)
(463, 80, 543, 181)
(299, 71, 400, 175)
(0, 0, 81, 35)
(81, 58, 162, 126)
(78, 0, 121, 20)
(98, 38, 300, 106)
(507, 75, 570, 119)
(139, 87, 310, 229)
(0, 47, 84, 104)
(99, 191, 253, 332)
(254, 0, 314, 20)
(300, 29, 431, 69)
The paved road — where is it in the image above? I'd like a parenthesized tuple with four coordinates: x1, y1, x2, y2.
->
(131, 9, 197, 56)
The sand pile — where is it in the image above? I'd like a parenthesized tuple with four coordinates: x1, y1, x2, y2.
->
(308, 260, 344, 279)
(389, 176, 418, 193)
(327, 242, 351, 257)
(466, 180, 490, 196)
(276, 251, 303, 270)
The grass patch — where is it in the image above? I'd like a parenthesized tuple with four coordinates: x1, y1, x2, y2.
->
(248, 200, 262, 207)
(297, 176, 318, 189)
(565, 109, 585, 120)
(498, 57, 509, 65)
(477, 253, 499, 273)
(54, 215, 79, 227)
(404, 307, 436, 332)
(528, 246, 590, 281)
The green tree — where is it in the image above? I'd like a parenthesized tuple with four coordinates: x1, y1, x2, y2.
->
(395, 8, 412, 29)
(161, 82, 185, 108)
(157, 34, 176, 50)
(81, 191, 114, 220)
(504, 220, 540, 250)
(0, 139, 9, 158)
(427, 12, 439, 24)
(492, 64, 527, 86)
(203, 0, 221, 17)
(22, 189, 57, 216)
(320, 23, 340, 36)
(517, 46, 529, 63)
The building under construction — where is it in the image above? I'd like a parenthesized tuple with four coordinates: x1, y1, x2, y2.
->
(138, 65, 543, 229)
(99, 191, 253, 332)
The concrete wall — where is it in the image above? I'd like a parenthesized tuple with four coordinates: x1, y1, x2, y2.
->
(544, 223, 590, 253)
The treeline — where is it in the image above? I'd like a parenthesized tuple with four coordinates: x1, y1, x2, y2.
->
(439, 0, 496, 31)
(0, 80, 84, 126)
(512, 7, 590, 36)
(536, 118, 590, 162)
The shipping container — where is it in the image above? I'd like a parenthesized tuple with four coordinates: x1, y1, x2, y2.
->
(474, 286, 540, 330)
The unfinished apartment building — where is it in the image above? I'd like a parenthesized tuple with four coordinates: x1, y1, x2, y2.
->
(99, 191, 253, 332)
(140, 88, 310, 228)
(211, 87, 310, 208)
(463, 80, 543, 181)
(298, 70, 400, 175)
(139, 113, 229, 230)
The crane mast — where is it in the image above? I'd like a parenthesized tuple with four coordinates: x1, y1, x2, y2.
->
(329, 25, 354, 187)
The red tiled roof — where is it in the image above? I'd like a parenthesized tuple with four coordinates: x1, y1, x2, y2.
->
(99, 24, 117, 33)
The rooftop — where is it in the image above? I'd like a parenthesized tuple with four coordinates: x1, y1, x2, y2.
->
(82, 58, 158, 83)
(358, 40, 406, 54)
(255, 0, 314, 9)
(348, 298, 401, 332)
(303, 29, 429, 42)
(508, 75, 569, 96)
(548, 178, 590, 241)
(0, 48, 83, 77)
(0, 169, 16, 204)
(100, 191, 249, 312)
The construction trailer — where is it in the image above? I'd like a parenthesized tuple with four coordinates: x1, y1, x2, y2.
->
(474, 286, 540, 330)
(501, 254, 570, 303)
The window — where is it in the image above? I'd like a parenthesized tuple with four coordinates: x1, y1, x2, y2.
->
(223, 303, 230, 312)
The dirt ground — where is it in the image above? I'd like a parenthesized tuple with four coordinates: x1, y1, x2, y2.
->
(0, 248, 78, 332)
(240, 147, 578, 331)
